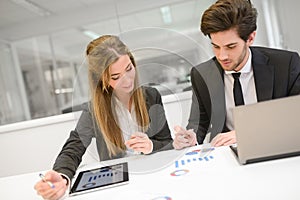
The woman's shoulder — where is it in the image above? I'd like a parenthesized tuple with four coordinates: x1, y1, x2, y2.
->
(142, 86, 160, 98)
(141, 86, 162, 105)
(80, 101, 92, 112)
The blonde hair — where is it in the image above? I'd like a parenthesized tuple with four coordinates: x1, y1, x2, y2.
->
(86, 35, 149, 157)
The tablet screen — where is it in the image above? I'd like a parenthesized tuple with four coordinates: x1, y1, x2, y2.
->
(70, 162, 129, 196)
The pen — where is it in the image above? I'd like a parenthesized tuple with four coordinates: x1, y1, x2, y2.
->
(39, 173, 55, 188)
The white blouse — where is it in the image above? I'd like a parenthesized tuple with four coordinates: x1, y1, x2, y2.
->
(113, 96, 141, 156)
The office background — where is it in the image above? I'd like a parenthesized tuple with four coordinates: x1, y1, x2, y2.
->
(0, 0, 299, 126)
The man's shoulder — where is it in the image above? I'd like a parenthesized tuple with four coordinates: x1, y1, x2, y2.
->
(194, 58, 215, 70)
(192, 58, 221, 75)
(251, 46, 298, 56)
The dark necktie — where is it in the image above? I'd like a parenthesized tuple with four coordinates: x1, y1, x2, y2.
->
(232, 72, 245, 106)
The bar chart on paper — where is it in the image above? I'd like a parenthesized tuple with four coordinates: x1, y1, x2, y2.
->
(174, 147, 215, 168)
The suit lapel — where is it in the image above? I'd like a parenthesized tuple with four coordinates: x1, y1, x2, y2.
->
(251, 47, 275, 101)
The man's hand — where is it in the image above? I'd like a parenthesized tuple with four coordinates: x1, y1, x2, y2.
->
(211, 130, 236, 147)
(173, 125, 197, 150)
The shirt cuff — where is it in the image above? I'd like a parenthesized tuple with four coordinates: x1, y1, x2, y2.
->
(149, 140, 154, 153)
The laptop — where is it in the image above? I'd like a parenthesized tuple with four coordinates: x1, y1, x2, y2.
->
(231, 95, 300, 164)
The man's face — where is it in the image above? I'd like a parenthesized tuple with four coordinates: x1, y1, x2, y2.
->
(210, 28, 255, 71)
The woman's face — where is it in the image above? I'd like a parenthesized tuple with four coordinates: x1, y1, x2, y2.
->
(109, 55, 136, 95)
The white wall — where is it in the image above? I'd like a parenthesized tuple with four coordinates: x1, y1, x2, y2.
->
(0, 91, 192, 177)
(274, 0, 300, 53)
(0, 112, 80, 177)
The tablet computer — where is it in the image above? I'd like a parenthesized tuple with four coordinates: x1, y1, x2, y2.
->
(69, 162, 129, 196)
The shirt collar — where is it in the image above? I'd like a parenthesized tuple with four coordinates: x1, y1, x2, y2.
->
(113, 95, 135, 113)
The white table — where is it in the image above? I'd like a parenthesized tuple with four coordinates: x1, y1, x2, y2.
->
(1, 145, 300, 200)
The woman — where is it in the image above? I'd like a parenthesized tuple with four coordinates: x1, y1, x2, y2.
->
(34, 35, 174, 200)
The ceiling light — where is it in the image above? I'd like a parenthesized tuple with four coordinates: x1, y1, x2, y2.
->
(160, 6, 172, 24)
(82, 30, 100, 39)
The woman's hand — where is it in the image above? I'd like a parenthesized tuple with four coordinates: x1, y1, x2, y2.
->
(34, 170, 68, 200)
(125, 132, 153, 154)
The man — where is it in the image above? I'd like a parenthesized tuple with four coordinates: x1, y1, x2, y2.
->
(173, 0, 300, 149)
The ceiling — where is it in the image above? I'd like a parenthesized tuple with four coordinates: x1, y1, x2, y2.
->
(1, 0, 299, 62)
(0, 0, 215, 67)
(0, 0, 211, 41)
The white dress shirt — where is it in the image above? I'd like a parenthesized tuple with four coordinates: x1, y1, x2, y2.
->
(224, 50, 258, 130)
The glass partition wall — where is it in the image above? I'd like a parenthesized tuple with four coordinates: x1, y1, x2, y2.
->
(0, 42, 30, 124)
(0, 0, 212, 125)
(0, 0, 294, 125)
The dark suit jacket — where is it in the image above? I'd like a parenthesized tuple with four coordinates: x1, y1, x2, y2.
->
(187, 46, 300, 144)
(53, 87, 173, 179)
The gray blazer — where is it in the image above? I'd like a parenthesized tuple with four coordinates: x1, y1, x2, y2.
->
(187, 46, 300, 144)
(53, 87, 173, 179)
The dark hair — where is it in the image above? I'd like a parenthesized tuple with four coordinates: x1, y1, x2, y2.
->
(200, 0, 257, 41)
